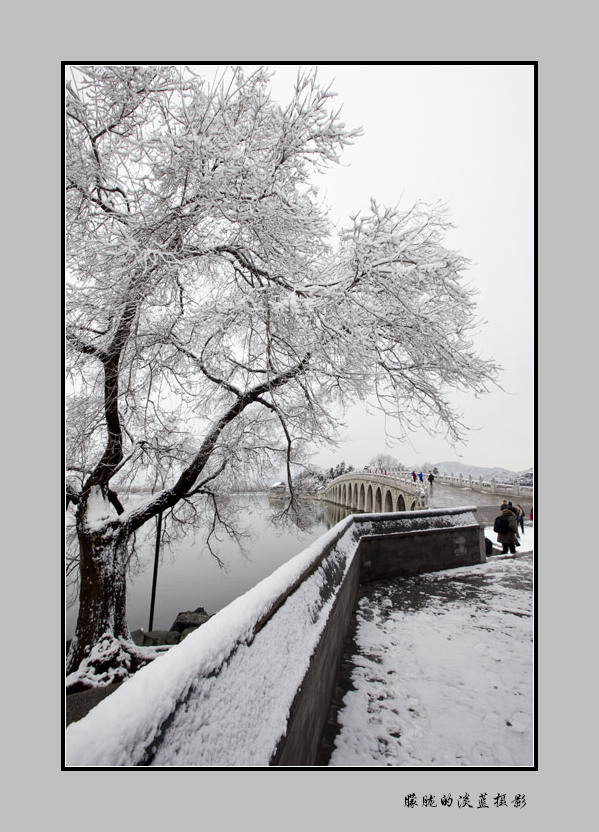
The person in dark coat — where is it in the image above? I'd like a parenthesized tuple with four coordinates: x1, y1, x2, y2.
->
(515, 504, 525, 534)
(496, 508, 519, 554)
(506, 502, 520, 543)
(428, 472, 435, 488)
(412, 471, 417, 482)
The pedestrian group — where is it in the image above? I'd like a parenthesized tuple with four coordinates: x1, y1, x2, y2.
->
(411, 470, 434, 487)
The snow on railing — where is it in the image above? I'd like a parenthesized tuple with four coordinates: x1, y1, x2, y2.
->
(433, 472, 533, 497)
(64, 507, 486, 768)
(65, 517, 359, 767)
(328, 469, 533, 498)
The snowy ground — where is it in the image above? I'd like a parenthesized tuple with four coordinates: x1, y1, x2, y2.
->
(66, 518, 535, 769)
(327, 523, 535, 767)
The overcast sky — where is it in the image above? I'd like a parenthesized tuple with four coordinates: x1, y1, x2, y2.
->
(244, 63, 535, 473)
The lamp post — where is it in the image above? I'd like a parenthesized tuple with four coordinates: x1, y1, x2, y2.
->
(148, 510, 163, 632)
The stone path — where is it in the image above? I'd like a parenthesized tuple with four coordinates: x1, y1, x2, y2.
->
(319, 549, 534, 767)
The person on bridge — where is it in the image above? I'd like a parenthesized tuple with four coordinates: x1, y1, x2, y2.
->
(418, 472, 424, 483)
(428, 472, 435, 488)
(412, 471, 417, 482)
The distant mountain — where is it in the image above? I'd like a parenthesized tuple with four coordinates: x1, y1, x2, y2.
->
(426, 462, 533, 482)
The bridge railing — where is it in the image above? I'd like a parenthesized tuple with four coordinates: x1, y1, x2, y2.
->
(434, 472, 533, 498)
(319, 470, 533, 512)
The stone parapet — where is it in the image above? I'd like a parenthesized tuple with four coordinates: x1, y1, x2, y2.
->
(64, 508, 484, 768)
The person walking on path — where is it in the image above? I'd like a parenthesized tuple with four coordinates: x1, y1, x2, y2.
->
(515, 504, 525, 535)
(412, 471, 417, 482)
(494, 507, 519, 554)
(428, 472, 435, 489)
(506, 502, 521, 544)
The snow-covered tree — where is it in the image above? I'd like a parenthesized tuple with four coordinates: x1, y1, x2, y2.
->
(65, 64, 499, 687)
(368, 453, 403, 471)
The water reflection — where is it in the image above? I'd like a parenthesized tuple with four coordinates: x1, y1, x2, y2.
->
(267, 493, 354, 531)
(65, 492, 354, 640)
(321, 501, 355, 526)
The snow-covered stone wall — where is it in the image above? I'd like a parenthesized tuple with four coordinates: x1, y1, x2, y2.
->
(65, 517, 361, 767)
(64, 508, 483, 768)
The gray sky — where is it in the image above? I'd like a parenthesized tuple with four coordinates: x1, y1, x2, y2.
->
(258, 64, 535, 473)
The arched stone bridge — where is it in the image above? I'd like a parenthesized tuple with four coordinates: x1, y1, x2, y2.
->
(320, 472, 428, 513)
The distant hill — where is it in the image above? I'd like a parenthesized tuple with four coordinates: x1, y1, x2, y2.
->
(426, 462, 533, 482)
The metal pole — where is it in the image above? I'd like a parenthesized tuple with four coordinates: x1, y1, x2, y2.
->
(148, 510, 163, 632)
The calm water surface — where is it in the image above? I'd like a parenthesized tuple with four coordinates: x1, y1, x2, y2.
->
(65, 484, 516, 641)
(65, 493, 350, 640)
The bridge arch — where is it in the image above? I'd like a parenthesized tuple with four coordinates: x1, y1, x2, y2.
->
(320, 471, 428, 515)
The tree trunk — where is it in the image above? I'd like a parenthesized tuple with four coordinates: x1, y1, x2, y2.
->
(66, 490, 150, 691)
